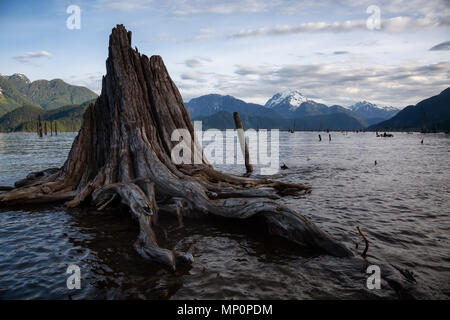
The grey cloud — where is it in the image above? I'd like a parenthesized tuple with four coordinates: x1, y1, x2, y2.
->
(13, 57, 32, 63)
(314, 51, 350, 56)
(234, 64, 273, 75)
(429, 41, 450, 51)
(415, 62, 449, 73)
(185, 59, 203, 68)
(180, 71, 208, 82)
(333, 51, 349, 55)
(184, 57, 212, 68)
(13, 51, 52, 64)
(181, 72, 199, 80)
(227, 15, 449, 39)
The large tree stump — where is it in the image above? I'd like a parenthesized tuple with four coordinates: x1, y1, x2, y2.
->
(0, 25, 352, 270)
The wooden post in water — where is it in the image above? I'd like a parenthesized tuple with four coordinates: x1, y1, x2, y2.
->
(233, 112, 253, 175)
(38, 115, 43, 138)
(54, 121, 58, 136)
(50, 121, 53, 136)
(44, 122, 48, 135)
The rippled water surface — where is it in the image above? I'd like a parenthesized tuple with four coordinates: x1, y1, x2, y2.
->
(0, 132, 449, 299)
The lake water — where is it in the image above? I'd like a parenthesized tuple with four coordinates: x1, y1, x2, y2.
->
(0, 131, 449, 299)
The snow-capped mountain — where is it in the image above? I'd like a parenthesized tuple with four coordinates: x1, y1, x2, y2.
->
(265, 89, 308, 111)
(264, 90, 333, 118)
(186, 91, 369, 130)
(348, 101, 399, 125)
(263, 90, 369, 130)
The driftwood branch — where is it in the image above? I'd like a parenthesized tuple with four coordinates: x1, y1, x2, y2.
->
(357, 226, 369, 258)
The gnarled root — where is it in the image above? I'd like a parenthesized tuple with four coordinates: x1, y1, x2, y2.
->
(14, 168, 60, 188)
(91, 182, 193, 271)
(210, 198, 353, 258)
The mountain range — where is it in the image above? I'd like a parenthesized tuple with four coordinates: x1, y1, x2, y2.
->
(187, 88, 450, 132)
(0, 100, 94, 132)
(1, 72, 448, 132)
(0, 73, 97, 117)
(187, 94, 280, 118)
(187, 90, 401, 130)
(369, 87, 450, 131)
(347, 101, 399, 126)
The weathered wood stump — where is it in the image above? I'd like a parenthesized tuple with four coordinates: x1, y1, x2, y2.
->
(0, 25, 352, 270)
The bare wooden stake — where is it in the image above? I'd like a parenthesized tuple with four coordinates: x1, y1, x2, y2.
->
(233, 111, 253, 175)
(38, 115, 43, 138)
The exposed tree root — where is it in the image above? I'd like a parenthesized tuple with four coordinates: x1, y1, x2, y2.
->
(91, 182, 193, 270)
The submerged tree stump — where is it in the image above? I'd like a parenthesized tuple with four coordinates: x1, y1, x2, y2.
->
(0, 25, 352, 270)
(37, 116, 43, 138)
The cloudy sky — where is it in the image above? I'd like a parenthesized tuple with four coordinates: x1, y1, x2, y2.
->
(0, 0, 449, 108)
